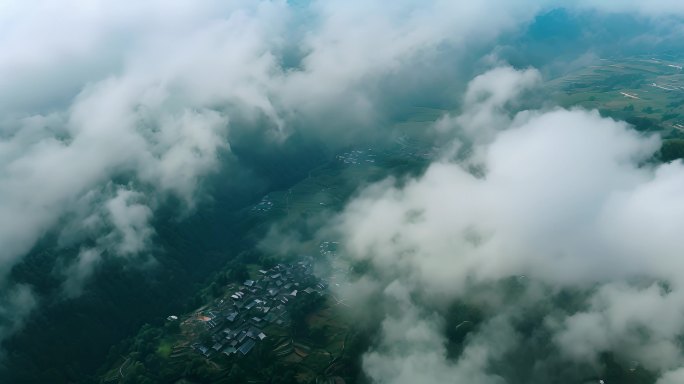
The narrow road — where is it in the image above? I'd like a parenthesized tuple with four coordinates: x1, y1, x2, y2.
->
(119, 357, 130, 379)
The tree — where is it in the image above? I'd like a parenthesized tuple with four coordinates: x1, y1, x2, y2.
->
(290, 294, 325, 336)
(210, 282, 222, 297)
(660, 139, 684, 162)
(227, 262, 249, 282)
(227, 364, 247, 382)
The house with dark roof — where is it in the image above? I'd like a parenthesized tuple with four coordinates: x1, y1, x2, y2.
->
(238, 339, 256, 355)
(226, 311, 238, 322)
(223, 346, 237, 356)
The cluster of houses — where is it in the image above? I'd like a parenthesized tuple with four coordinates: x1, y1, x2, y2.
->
(336, 149, 376, 165)
(192, 259, 327, 360)
(251, 196, 274, 213)
(319, 241, 338, 257)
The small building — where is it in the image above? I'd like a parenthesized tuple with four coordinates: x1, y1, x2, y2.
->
(238, 339, 256, 355)
(223, 347, 237, 356)
(226, 311, 239, 322)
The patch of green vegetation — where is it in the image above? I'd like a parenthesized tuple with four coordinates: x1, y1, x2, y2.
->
(660, 139, 684, 162)
(156, 339, 174, 359)
(548, 57, 684, 133)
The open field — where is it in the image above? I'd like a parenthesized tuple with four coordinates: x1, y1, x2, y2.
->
(546, 56, 684, 138)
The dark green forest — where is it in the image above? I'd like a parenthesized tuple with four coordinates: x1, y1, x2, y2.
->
(0, 134, 328, 383)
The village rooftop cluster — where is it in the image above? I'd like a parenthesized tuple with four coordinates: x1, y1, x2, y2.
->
(189, 259, 326, 359)
(336, 149, 376, 165)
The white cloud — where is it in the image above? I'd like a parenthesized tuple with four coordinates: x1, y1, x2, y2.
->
(0, 285, 37, 348)
(329, 66, 684, 381)
(553, 282, 684, 371)
(0, 1, 553, 333)
(104, 188, 153, 256)
(657, 367, 684, 384)
(3, 0, 684, 371)
(338, 106, 664, 293)
(61, 248, 102, 298)
(456, 66, 542, 143)
(362, 281, 514, 384)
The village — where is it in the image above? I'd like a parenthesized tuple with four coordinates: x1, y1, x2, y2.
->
(186, 258, 328, 361)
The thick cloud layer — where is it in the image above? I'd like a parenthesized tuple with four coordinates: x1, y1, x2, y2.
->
(328, 67, 684, 382)
(0, 0, 560, 345)
(4, 0, 684, 373)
